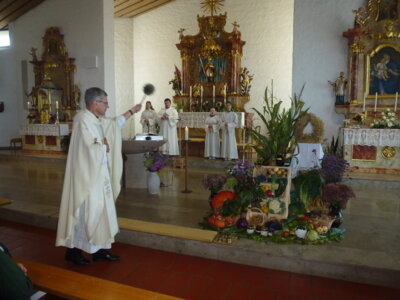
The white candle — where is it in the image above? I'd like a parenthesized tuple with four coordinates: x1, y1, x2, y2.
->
(213, 85, 215, 102)
(374, 92, 378, 112)
(362, 93, 366, 111)
(56, 100, 59, 110)
(27, 101, 31, 110)
(224, 84, 227, 106)
(200, 85, 203, 110)
(395, 92, 398, 112)
(240, 112, 245, 128)
(184, 126, 189, 141)
(189, 86, 192, 99)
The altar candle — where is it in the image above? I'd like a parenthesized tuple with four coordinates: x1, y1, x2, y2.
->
(200, 85, 203, 110)
(27, 101, 31, 110)
(362, 92, 366, 111)
(224, 84, 227, 106)
(395, 92, 398, 112)
(240, 112, 245, 128)
(184, 126, 189, 141)
(374, 92, 378, 112)
(56, 100, 59, 110)
(213, 85, 215, 102)
(189, 85, 192, 99)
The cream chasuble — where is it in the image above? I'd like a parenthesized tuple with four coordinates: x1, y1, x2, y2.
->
(56, 110, 124, 253)
(221, 111, 238, 160)
(140, 109, 158, 133)
(158, 107, 180, 155)
(204, 115, 221, 158)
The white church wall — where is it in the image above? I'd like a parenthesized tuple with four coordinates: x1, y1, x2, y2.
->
(0, 0, 114, 147)
(293, 0, 364, 141)
(128, 0, 294, 134)
(0, 46, 18, 147)
(114, 18, 135, 139)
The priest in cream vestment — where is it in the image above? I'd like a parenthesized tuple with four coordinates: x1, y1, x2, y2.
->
(221, 102, 239, 160)
(204, 108, 221, 159)
(56, 87, 141, 265)
(158, 98, 180, 155)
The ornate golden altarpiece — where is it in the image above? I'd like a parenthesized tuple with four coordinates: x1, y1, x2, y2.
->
(337, 0, 400, 173)
(22, 27, 79, 153)
(170, 1, 253, 149)
(337, 0, 400, 121)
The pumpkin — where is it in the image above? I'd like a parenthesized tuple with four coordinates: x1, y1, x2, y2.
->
(211, 190, 236, 208)
(214, 219, 226, 228)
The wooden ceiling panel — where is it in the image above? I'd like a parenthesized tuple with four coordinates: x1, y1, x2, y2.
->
(115, 0, 174, 18)
(0, 0, 175, 30)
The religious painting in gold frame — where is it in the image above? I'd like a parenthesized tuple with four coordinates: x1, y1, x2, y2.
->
(365, 44, 400, 98)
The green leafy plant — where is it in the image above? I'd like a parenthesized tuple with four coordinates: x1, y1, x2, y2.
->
(248, 83, 309, 165)
(292, 169, 324, 208)
(324, 136, 340, 157)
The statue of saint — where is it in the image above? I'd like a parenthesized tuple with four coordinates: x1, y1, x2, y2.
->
(239, 67, 253, 95)
(169, 66, 182, 96)
(328, 72, 347, 105)
(204, 57, 215, 82)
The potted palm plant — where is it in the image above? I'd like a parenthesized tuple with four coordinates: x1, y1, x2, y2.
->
(249, 84, 308, 165)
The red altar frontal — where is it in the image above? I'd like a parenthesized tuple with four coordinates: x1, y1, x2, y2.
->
(20, 124, 69, 154)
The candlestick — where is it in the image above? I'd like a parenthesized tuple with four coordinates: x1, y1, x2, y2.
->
(240, 112, 245, 128)
(184, 126, 189, 141)
(362, 92, 366, 111)
(189, 86, 192, 112)
(56, 100, 59, 110)
(242, 128, 246, 163)
(395, 92, 398, 112)
(374, 92, 378, 112)
(200, 85, 203, 111)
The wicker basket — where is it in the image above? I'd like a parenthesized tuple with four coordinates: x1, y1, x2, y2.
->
(246, 207, 268, 227)
(312, 215, 336, 229)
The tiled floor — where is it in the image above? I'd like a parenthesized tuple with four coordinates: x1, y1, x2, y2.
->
(1, 219, 399, 300)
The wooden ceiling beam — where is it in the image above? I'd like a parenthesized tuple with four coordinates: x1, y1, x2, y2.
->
(0, 0, 16, 12)
(0, 0, 44, 30)
(115, 0, 155, 17)
(114, 0, 129, 7)
(115, 0, 144, 14)
(122, 0, 172, 18)
(0, 0, 31, 21)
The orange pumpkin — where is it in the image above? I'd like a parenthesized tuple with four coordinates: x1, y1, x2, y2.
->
(211, 191, 236, 208)
(214, 219, 226, 228)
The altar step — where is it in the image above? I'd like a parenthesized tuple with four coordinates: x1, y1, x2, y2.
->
(344, 171, 400, 188)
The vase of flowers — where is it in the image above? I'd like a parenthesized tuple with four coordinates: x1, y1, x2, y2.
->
(144, 151, 168, 195)
(370, 109, 399, 129)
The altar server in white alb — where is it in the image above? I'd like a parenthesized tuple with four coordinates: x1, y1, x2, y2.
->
(204, 107, 221, 159)
(221, 102, 238, 160)
(140, 101, 158, 133)
(56, 87, 141, 266)
(158, 98, 180, 155)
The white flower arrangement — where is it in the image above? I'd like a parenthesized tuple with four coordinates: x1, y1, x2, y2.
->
(370, 109, 400, 129)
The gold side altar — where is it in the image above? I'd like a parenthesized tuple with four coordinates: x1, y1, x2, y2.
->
(334, 1, 400, 173)
(22, 27, 79, 154)
(169, 1, 253, 143)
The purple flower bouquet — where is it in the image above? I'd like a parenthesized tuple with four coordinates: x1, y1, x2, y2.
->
(144, 151, 168, 172)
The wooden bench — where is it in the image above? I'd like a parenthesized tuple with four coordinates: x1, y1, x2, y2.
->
(16, 258, 182, 300)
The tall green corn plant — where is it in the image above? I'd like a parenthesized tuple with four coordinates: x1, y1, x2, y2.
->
(249, 84, 308, 165)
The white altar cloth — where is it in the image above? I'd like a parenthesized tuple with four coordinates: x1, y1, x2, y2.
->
(343, 128, 400, 147)
(20, 124, 69, 136)
(291, 143, 324, 178)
